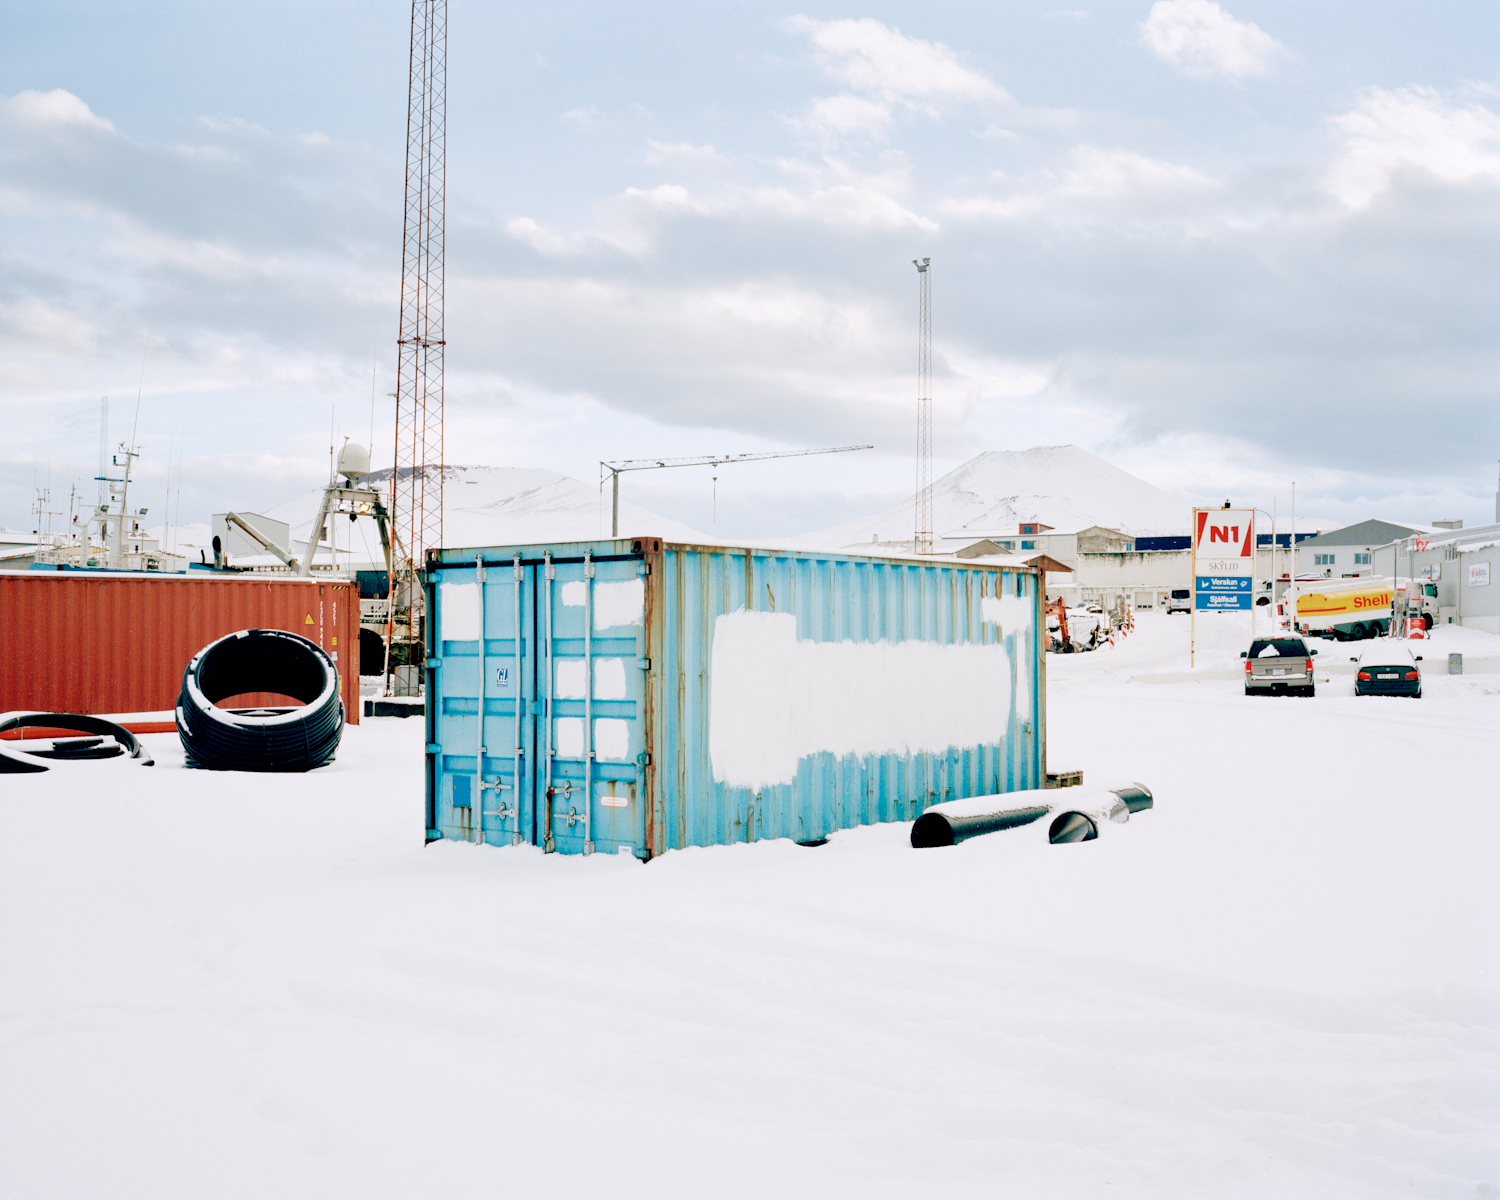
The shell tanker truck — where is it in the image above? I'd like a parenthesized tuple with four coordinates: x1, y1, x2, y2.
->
(1277, 577, 1439, 641)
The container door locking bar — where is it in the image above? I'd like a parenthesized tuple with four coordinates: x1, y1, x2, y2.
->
(543, 552, 556, 853)
(582, 550, 595, 855)
(473, 556, 486, 846)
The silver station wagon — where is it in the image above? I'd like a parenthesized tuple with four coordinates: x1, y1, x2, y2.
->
(1241, 637, 1317, 697)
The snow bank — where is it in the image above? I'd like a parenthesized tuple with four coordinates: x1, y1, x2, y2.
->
(3, 631, 1498, 1198)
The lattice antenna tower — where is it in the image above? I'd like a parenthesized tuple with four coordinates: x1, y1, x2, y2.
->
(912, 257, 933, 554)
(391, 0, 446, 649)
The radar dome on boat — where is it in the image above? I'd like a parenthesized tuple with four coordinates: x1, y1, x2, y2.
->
(338, 443, 371, 481)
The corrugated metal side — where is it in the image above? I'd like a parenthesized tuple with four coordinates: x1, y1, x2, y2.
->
(645, 545, 1041, 855)
(425, 539, 1040, 857)
(0, 573, 360, 724)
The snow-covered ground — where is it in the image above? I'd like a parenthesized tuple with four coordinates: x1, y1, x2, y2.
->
(3, 615, 1497, 1197)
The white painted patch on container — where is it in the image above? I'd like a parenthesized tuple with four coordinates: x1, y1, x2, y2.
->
(982, 592, 1032, 636)
(440, 582, 480, 641)
(554, 717, 583, 758)
(555, 658, 628, 699)
(593, 658, 627, 699)
(554, 715, 631, 760)
(708, 610, 1013, 790)
(560, 578, 645, 630)
(595, 718, 631, 760)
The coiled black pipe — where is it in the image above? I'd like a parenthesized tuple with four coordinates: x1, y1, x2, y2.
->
(177, 629, 344, 772)
(0, 712, 155, 773)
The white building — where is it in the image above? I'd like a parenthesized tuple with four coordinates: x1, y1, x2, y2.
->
(1387, 522, 1499, 633)
(1293, 519, 1443, 578)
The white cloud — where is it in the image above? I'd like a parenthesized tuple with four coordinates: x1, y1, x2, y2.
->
(936, 194, 1043, 221)
(1327, 86, 1500, 209)
(753, 184, 937, 232)
(505, 216, 577, 256)
(618, 184, 720, 215)
(0, 88, 115, 134)
(797, 93, 895, 138)
(785, 16, 1010, 137)
(1139, 0, 1286, 81)
(786, 16, 1009, 105)
(644, 141, 729, 169)
(1060, 146, 1218, 198)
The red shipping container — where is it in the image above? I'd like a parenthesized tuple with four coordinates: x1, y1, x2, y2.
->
(0, 572, 361, 732)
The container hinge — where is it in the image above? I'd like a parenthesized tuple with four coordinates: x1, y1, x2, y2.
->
(426, 656, 441, 668)
(425, 743, 442, 754)
(636, 751, 652, 768)
(638, 562, 651, 576)
(637, 657, 651, 671)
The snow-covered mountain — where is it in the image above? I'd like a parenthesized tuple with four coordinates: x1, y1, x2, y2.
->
(788, 445, 1191, 550)
(253, 465, 707, 566)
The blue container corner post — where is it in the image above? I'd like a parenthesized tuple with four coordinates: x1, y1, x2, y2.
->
(423, 538, 1045, 859)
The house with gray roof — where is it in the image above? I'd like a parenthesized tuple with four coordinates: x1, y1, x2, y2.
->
(1294, 519, 1438, 578)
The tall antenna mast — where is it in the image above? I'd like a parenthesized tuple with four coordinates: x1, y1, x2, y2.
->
(391, 0, 446, 662)
(912, 257, 933, 555)
(96, 396, 109, 510)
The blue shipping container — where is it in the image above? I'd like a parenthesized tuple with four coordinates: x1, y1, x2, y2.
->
(423, 538, 1044, 859)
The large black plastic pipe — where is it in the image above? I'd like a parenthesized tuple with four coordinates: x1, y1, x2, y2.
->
(911, 803, 1051, 848)
(176, 629, 343, 772)
(1110, 784, 1153, 814)
(911, 783, 1153, 849)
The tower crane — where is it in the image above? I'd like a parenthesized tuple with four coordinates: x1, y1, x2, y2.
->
(599, 444, 873, 537)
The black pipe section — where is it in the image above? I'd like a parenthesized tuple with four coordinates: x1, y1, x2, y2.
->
(0, 712, 155, 773)
(1047, 811, 1097, 843)
(911, 783, 1154, 849)
(176, 629, 344, 772)
(911, 803, 1051, 848)
(1112, 784, 1153, 814)
(1048, 783, 1153, 844)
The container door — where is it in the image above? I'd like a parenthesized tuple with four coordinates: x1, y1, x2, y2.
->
(535, 552, 648, 856)
(431, 557, 538, 846)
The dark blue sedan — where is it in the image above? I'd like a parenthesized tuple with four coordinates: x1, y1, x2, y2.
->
(1352, 643, 1423, 698)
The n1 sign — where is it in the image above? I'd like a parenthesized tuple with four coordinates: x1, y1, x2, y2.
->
(1193, 508, 1256, 611)
(1194, 509, 1255, 572)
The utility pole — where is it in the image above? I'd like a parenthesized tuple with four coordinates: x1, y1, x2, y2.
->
(912, 258, 933, 555)
(390, 0, 446, 678)
(600, 445, 874, 538)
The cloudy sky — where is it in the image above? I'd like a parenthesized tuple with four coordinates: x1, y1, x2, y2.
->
(2, 0, 1496, 539)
